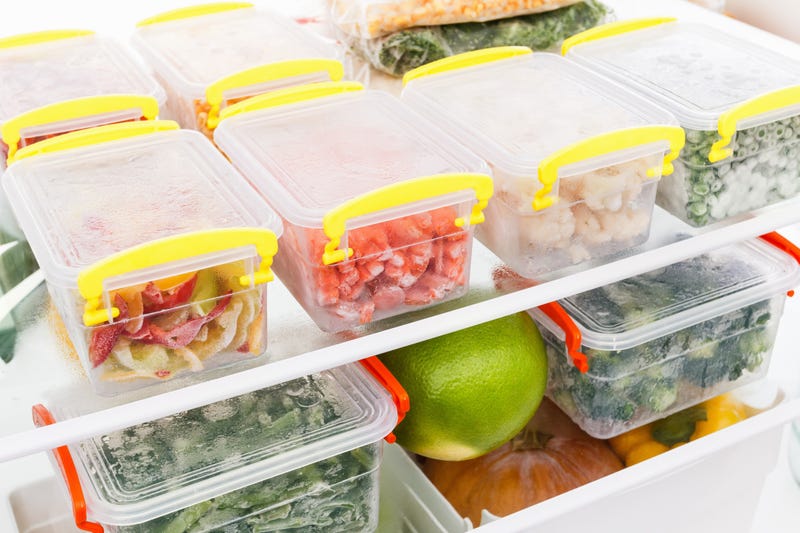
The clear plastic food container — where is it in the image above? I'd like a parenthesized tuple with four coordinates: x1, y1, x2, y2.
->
(132, 2, 349, 140)
(338, 0, 610, 77)
(1, 120, 283, 396)
(215, 81, 492, 332)
(402, 47, 684, 278)
(0, 30, 165, 166)
(564, 18, 800, 227)
(329, 0, 584, 39)
(33, 357, 408, 532)
(528, 233, 800, 438)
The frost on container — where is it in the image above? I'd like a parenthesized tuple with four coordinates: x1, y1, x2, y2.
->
(329, 0, 584, 39)
(132, 3, 349, 140)
(529, 237, 800, 438)
(564, 19, 800, 227)
(0, 30, 165, 165)
(0, 122, 282, 395)
(340, 0, 610, 77)
(214, 83, 492, 332)
(402, 49, 682, 278)
(36, 363, 399, 532)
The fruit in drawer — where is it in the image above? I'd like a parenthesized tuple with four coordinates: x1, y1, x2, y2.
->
(378, 312, 547, 461)
(422, 398, 623, 525)
(609, 393, 749, 466)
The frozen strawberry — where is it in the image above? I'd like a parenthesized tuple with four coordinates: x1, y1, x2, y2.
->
(131, 292, 232, 348)
(142, 274, 198, 313)
(88, 294, 129, 368)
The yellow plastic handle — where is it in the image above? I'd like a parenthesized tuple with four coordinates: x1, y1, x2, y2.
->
(2, 95, 160, 163)
(137, 2, 253, 26)
(0, 29, 94, 49)
(79, 228, 279, 327)
(321, 173, 493, 265)
(10, 121, 179, 164)
(205, 59, 346, 129)
(709, 85, 800, 163)
(535, 125, 685, 211)
(561, 17, 677, 55)
(219, 81, 364, 122)
(402, 46, 532, 86)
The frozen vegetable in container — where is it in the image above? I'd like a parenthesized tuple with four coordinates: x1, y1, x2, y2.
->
(528, 233, 800, 438)
(402, 47, 684, 278)
(340, 0, 611, 77)
(0, 29, 165, 165)
(564, 18, 800, 227)
(329, 0, 584, 39)
(1, 120, 283, 396)
(33, 357, 408, 532)
(214, 81, 492, 332)
(132, 2, 350, 139)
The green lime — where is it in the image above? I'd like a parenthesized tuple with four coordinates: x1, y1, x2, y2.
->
(379, 312, 548, 461)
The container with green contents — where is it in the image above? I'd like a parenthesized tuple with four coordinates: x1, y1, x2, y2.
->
(34, 358, 407, 532)
(528, 234, 800, 438)
(564, 18, 800, 227)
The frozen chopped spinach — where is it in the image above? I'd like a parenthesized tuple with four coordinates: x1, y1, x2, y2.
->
(88, 375, 380, 532)
(540, 252, 778, 432)
(347, 0, 609, 76)
(665, 116, 800, 226)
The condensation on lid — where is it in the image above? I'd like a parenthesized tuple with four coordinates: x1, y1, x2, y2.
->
(0, 34, 165, 125)
(2, 129, 281, 286)
(214, 90, 489, 226)
(556, 239, 800, 350)
(401, 53, 676, 175)
(566, 23, 800, 130)
(132, 7, 340, 93)
(55, 364, 396, 525)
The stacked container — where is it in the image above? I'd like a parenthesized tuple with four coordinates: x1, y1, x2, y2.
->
(34, 358, 407, 532)
(1, 121, 282, 395)
(132, 2, 350, 139)
(0, 29, 165, 166)
(529, 234, 800, 438)
(215, 81, 493, 332)
(564, 18, 800, 227)
(402, 47, 684, 278)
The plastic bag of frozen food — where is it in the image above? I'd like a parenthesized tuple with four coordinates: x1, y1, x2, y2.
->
(341, 0, 609, 76)
(330, 0, 584, 39)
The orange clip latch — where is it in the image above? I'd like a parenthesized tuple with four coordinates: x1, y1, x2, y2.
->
(359, 356, 410, 443)
(538, 301, 589, 373)
(32, 405, 103, 533)
(759, 231, 800, 297)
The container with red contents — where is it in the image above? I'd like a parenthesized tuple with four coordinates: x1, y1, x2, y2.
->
(215, 82, 493, 332)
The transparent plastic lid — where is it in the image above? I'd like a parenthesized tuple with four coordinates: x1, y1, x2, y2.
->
(54, 363, 397, 525)
(214, 89, 490, 226)
(2, 127, 282, 287)
(566, 22, 800, 130)
(401, 53, 677, 176)
(132, 6, 343, 98)
(534, 239, 800, 353)
(0, 32, 165, 126)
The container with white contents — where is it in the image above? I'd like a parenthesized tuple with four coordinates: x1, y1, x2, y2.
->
(1, 121, 282, 396)
(329, 0, 584, 39)
(528, 233, 800, 438)
(0, 30, 165, 166)
(132, 2, 349, 139)
(564, 18, 800, 227)
(215, 81, 492, 332)
(402, 47, 683, 278)
(33, 357, 408, 532)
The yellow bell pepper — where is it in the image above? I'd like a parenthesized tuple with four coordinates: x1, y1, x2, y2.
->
(609, 393, 748, 467)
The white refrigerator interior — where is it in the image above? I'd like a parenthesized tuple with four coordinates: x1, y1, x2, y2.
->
(1, 1, 800, 532)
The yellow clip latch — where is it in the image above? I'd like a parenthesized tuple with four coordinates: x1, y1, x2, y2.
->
(561, 18, 677, 56)
(402, 46, 532, 86)
(321, 173, 493, 265)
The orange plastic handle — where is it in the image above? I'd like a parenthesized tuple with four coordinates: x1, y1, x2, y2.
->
(32, 405, 103, 533)
(538, 302, 589, 373)
(759, 231, 800, 296)
(359, 356, 410, 444)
